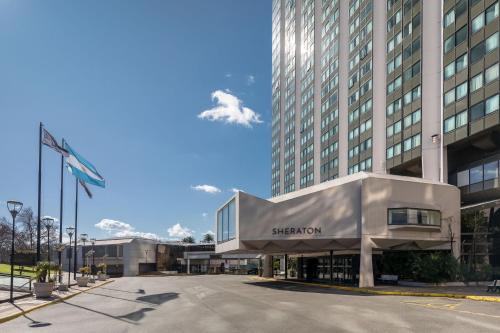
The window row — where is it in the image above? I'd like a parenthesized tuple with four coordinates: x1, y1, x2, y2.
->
(455, 159, 500, 187)
(471, 2, 499, 34)
(349, 118, 372, 140)
(388, 208, 441, 226)
(349, 98, 372, 123)
(443, 0, 467, 28)
(444, 110, 468, 133)
(321, 125, 338, 143)
(348, 157, 372, 175)
(321, 157, 338, 174)
(348, 138, 372, 158)
(321, 141, 338, 159)
(386, 109, 421, 137)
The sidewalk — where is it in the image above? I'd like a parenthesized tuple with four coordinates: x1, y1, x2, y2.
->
(252, 277, 500, 303)
(0, 279, 112, 324)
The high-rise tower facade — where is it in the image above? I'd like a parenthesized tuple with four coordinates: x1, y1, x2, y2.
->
(272, 0, 500, 271)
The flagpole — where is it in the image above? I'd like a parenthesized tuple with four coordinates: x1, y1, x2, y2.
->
(58, 138, 65, 283)
(36, 122, 43, 263)
(73, 178, 78, 280)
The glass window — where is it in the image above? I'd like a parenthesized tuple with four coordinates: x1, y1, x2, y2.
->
(444, 9, 455, 27)
(444, 89, 455, 106)
(404, 114, 412, 128)
(444, 62, 455, 79)
(485, 63, 499, 83)
(470, 73, 483, 92)
(404, 91, 412, 105)
(412, 134, 421, 147)
(457, 170, 469, 187)
(486, 3, 499, 24)
(472, 14, 485, 33)
(456, 82, 468, 100)
(228, 200, 236, 240)
(486, 32, 499, 52)
(486, 94, 499, 114)
(394, 143, 401, 156)
(403, 138, 412, 151)
(456, 111, 468, 127)
(470, 165, 483, 184)
(222, 205, 229, 241)
(444, 116, 455, 133)
(444, 36, 455, 53)
(394, 120, 401, 133)
(470, 101, 485, 120)
(456, 53, 467, 72)
(484, 161, 499, 180)
(217, 210, 222, 242)
(412, 109, 421, 123)
(388, 209, 407, 225)
(387, 125, 394, 137)
(455, 25, 468, 45)
(387, 146, 394, 159)
(471, 41, 485, 64)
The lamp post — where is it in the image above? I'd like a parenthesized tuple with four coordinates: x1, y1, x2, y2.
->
(145, 249, 150, 264)
(43, 217, 54, 281)
(80, 233, 88, 268)
(7, 200, 23, 303)
(66, 226, 75, 287)
(90, 238, 96, 274)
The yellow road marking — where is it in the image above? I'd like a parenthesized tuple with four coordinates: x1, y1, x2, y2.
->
(402, 300, 500, 319)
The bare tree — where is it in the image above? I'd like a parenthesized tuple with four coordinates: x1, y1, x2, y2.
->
(17, 207, 37, 251)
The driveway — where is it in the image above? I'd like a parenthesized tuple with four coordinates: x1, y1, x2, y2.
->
(1, 275, 500, 332)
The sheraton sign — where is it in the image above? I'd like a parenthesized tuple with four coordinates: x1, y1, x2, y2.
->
(272, 227, 322, 236)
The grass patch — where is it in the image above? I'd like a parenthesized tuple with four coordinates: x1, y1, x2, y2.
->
(0, 264, 37, 278)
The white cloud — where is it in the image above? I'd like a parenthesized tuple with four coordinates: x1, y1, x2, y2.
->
(205, 230, 215, 236)
(202, 212, 208, 218)
(42, 215, 59, 222)
(246, 74, 255, 85)
(225, 73, 232, 78)
(94, 218, 159, 240)
(191, 184, 221, 194)
(198, 90, 262, 127)
(230, 188, 244, 193)
(167, 223, 193, 238)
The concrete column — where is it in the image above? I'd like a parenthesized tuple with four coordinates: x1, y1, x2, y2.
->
(359, 237, 374, 288)
(284, 254, 288, 279)
(329, 250, 333, 284)
(297, 256, 304, 280)
(262, 255, 274, 278)
(187, 258, 191, 275)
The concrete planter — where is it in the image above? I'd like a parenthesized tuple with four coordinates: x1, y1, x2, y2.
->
(34, 282, 55, 298)
(89, 277, 95, 283)
(98, 273, 107, 281)
(76, 276, 89, 287)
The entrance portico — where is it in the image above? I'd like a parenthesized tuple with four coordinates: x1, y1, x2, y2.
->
(215, 173, 461, 287)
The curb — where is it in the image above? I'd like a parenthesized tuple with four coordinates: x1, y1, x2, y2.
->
(249, 277, 500, 303)
(0, 280, 114, 324)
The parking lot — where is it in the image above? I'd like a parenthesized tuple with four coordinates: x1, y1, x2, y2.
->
(1, 275, 500, 332)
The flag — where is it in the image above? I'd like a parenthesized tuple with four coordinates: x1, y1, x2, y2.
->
(79, 179, 93, 199)
(42, 128, 68, 157)
(64, 142, 105, 188)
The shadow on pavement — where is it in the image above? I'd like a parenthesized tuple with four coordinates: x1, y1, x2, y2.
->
(118, 307, 155, 321)
(12, 304, 52, 329)
(245, 281, 373, 296)
(100, 287, 146, 294)
(136, 292, 178, 305)
(61, 300, 139, 325)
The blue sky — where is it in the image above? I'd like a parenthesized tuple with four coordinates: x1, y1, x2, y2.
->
(0, 0, 271, 241)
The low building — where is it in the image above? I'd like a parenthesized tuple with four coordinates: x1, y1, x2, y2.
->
(215, 172, 461, 287)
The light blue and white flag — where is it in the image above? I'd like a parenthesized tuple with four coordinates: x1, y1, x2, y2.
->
(64, 142, 105, 188)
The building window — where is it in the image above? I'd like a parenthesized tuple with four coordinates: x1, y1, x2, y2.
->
(486, 63, 499, 84)
(444, 9, 455, 27)
(470, 165, 484, 184)
(486, 94, 499, 115)
(484, 161, 499, 180)
(217, 199, 236, 243)
(457, 169, 469, 187)
(471, 73, 484, 92)
(388, 208, 441, 226)
(472, 14, 485, 34)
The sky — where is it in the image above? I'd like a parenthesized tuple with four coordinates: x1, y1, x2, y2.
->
(0, 0, 271, 242)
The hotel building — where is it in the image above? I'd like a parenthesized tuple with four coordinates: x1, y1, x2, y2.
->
(216, 0, 500, 287)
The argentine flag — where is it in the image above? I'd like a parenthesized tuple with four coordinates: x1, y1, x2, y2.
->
(64, 142, 105, 188)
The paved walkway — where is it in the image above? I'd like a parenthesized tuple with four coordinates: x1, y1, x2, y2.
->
(0, 279, 112, 323)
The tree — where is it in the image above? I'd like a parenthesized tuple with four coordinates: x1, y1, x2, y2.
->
(201, 233, 214, 243)
(181, 236, 195, 244)
(17, 207, 37, 251)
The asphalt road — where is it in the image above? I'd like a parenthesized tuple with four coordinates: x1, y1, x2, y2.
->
(1, 275, 500, 332)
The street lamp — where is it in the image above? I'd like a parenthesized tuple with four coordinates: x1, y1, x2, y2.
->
(90, 238, 96, 273)
(42, 217, 54, 280)
(66, 226, 75, 287)
(7, 200, 23, 303)
(80, 233, 88, 268)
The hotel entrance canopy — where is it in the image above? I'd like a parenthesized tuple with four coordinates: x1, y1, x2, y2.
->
(215, 173, 460, 287)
